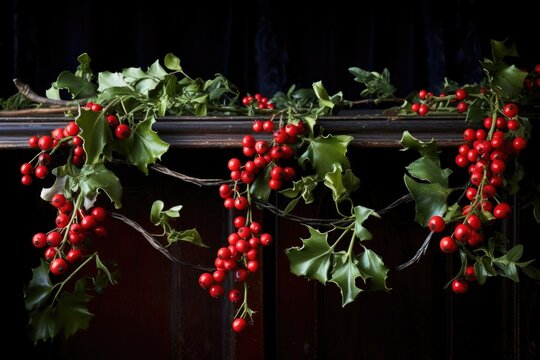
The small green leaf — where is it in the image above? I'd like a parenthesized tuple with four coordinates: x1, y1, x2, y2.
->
(250, 166, 271, 202)
(312, 81, 334, 109)
(299, 134, 353, 179)
(324, 166, 361, 203)
(97, 71, 130, 92)
(521, 264, 540, 280)
(150, 200, 165, 224)
(24, 260, 53, 311)
(75, 53, 94, 82)
(95, 255, 118, 285)
(492, 63, 527, 99)
(356, 248, 390, 292)
(167, 228, 207, 247)
(77, 110, 113, 165)
(282, 197, 301, 215)
(400, 131, 440, 163)
(491, 39, 519, 62)
(405, 157, 452, 187)
(53, 71, 97, 99)
(147, 60, 168, 79)
(353, 205, 380, 241)
(506, 244, 523, 262)
(474, 261, 488, 285)
(404, 175, 451, 226)
(280, 175, 319, 204)
(504, 263, 519, 282)
(285, 226, 335, 284)
(330, 254, 363, 307)
(164, 53, 183, 72)
(78, 163, 123, 208)
(54, 279, 93, 339)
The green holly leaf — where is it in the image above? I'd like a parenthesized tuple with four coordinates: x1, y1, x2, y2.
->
(324, 166, 361, 203)
(299, 134, 353, 179)
(77, 110, 113, 165)
(167, 228, 206, 247)
(353, 205, 380, 241)
(465, 98, 485, 124)
(164, 53, 183, 72)
(400, 131, 440, 163)
(491, 39, 519, 62)
(147, 60, 168, 80)
(24, 260, 53, 312)
(357, 248, 390, 292)
(312, 81, 335, 109)
(119, 116, 170, 174)
(95, 255, 118, 285)
(74, 53, 94, 82)
(54, 279, 93, 339)
(97, 71, 130, 92)
(52, 71, 97, 99)
(250, 166, 271, 202)
(492, 63, 527, 99)
(405, 157, 452, 187)
(27, 306, 56, 344)
(286, 226, 335, 284)
(78, 163, 123, 208)
(280, 175, 319, 204)
(404, 175, 452, 226)
(330, 254, 363, 307)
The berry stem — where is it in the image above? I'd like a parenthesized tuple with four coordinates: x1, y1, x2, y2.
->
(51, 252, 96, 305)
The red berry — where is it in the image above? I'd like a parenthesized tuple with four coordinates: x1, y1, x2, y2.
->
(209, 284, 224, 298)
(66, 249, 82, 263)
(65, 122, 80, 136)
(217, 247, 232, 260)
(464, 265, 476, 282)
(513, 137, 527, 151)
(46, 231, 62, 247)
(106, 114, 120, 128)
(233, 216, 246, 229)
(91, 103, 103, 112)
(213, 270, 227, 283)
(428, 215, 445, 232)
(44, 247, 57, 261)
(451, 279, 468, 294)
(115, 124, 131, 139)
(234, 197, 249, 210)
(232, 318, 247, 333)
(93, 226, 107, 239)
(234, 268, 249, 282)
(51, 193, 67, 208)
(503, 103, 519, 118)
(228, 158, 241, 171)
(465, 214, 482, 230)
(247, 260, 259, 272)
(20, 163, 33, 175)
(38, 136, 53, 150)
(81, 215, 97, 230)
(507, 119, 519, 131)
(199, 272, 214, 289)
(252, 120, 264, 133)
(55, 213, 70, 228)
(456, 101, 468, 113)
(228, 289, 242, 303)
(91, 207, 107, 222)
(455, 89, 468, 100)
(260, 233, 272, 246)
(246, 249, 258, 261)
(38, 153, 51, 165)
(418, 90, 428, 99)
(455, 154, 469, 168)
(32, 233, 47, 248)
(262, 120, 274, 133)
(463, 128, 476, 141)
(268, 178, 282, 190)
(50, 258, 68, 276)
(249, 221, 262, 235)
(28, 136, 39, 148)
(417, 104, 429, 116)
(34, 165, 49, 179)
(73, 145, 85, 157)
(411, 103, 420, 112)
(493, 203, 511, 219)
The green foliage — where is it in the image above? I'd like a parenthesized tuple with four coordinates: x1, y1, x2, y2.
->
(150, 200, 206, 247)
(353, 205, 380, 241)
(47, 53, 96, 100)
(348, 67, 396, 99)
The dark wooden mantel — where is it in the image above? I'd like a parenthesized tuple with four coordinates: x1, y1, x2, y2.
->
(0, 111, 470, 149)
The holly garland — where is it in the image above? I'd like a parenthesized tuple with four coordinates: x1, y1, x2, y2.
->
(8, 39, 540, 342)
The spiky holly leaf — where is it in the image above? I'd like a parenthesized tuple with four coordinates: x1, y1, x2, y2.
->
(400, 131, 440, 163)
(286, 226, 336, 284)
(116, 116, 170, 174)
(405, 157, 452, 187)
(250, 166, 271, 202)
(330, 254, 363, 307)
(78, 163, 122, 208)
(353, 205, 380, 241)
(299, 134, 353, 180)
(77, 110, 113, 165)
(492, 64, 527, 99)
(356, 248, 390, 292)
(24, 260, 53, 312)
(54, 279, 94, 339)
(404, 175, 452, 226)
(324, 166, 361, 203)
(280, 175, 319, 204)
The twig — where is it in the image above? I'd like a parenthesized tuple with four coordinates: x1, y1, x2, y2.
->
(394, 231, 434, 271)
(347, 97, 405, 106)
(110, 212, 213, 272)
(0, 106, 78, 116)
(150, 164, 230, 186)
(13, 78, 86, 106)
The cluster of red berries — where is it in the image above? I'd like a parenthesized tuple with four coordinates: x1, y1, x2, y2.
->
(428, 103, 527, 294)
(85, 102, 131, 140)
(241, 93, 274, 110)
(223, 119, 304, 192)
(20, 120, 83, 185)
(198, 215, 272, 332)
(411, 88, 469, 116)
(31, 193, 107, 275)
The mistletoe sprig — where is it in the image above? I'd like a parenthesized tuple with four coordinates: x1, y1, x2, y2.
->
(10, 38, 540, 342)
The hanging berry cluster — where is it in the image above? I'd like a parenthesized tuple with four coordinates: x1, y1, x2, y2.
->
(410, 88, 470, 116)
(427, 102, 529, 294)
(198, 114, 305, 332)
(242, 93, 275, 110)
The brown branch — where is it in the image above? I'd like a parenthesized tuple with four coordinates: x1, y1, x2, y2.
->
(110, 212, 213, 272)
(348, 97, 405, 106)
(150, 164, 230, 186)
(13, 78, 87, 106)
(0, 106, 78, 116)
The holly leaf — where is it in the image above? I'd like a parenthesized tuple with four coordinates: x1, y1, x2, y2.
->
(250, 166, 271, 202)
(78, 163, 123, 208)
(77, 110, 113, 165)
(405, 157, 452, 187)
(167, 228, 206, 247)
(299, 134, 352, 179)
(324, 166, 361, 203)
(74, 53, 94, 82)
(492, 63, 527, 99)
(27, 306, 56, 344)
(97, 71, 130, 92)
(404, 175, 452, 226)
(286, 226, 335, 284)
(24, 260, 53, 312)
(312, 81, 335, 109)
(52, 71, 97, 99)
(119, 116, 170, 174)
(330, 254, 363, 307)
(54, 279, 93, 339)
(164, 53, 183, 72)
(353, 205, 380, 241)
(280, 175, 319, 204)
(491, 39, 519, 62)
(40, 174, 67, 202)
(356, 248, 390, 292)
(95, 255, 118, 285)
(147, 60, 168, 80)
(400, 131, 440, 163)
(465, 98, 485, 124)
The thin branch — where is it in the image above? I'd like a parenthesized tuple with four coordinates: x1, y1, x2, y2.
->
(394, 231, 434, 271)
(347, 97, 405, 106)
(13, 78, 86, 106)
(110, 212, 213, 272)
(0, 106, 78, 116)
(150, 164, 230, 186)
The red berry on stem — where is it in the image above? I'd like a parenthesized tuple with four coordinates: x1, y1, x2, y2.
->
(228, 289, 242, 303)
(465, 265, 476, 282)
(50, 258, 68, 276)
(209, 284, 224, 298)
(503, 103, 519, 118)
(428, 215, 445, 232)
(66, 249, 82, 263)
(32, 233, 47, 248)
(232, 318, 247, 333)
(115, 124, 131, 139)
(199, 272, 214, 289)
(34, 165, 49, 179)
(20, 163, 33, 175)
(451, 279, 468, 294)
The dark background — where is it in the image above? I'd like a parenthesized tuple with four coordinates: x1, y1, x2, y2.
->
(1, 0, 539, 101)
(2, 1, 540, 359)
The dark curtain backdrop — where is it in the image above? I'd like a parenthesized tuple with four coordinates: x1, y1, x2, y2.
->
(1, 0, 539, 101)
